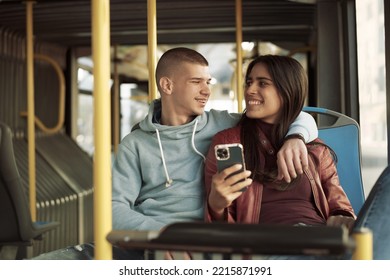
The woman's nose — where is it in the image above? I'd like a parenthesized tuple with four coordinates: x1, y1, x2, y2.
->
(245, 84, 256, 95)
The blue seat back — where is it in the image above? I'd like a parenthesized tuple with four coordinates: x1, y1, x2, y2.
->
(303, 107, 365, 214)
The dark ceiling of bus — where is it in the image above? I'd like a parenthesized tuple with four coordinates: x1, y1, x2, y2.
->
(0, 0, 317, 50)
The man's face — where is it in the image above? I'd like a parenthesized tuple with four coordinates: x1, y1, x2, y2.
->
(170, 62, 212, 117)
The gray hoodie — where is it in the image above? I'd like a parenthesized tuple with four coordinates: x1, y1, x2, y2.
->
(112, 99, 317, 231)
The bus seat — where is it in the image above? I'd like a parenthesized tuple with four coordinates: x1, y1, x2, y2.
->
(303, 107, 365, 215)
(0, 122, 59, 259)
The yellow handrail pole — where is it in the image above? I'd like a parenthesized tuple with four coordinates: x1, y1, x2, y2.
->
(26, 0, 36, 221)
(113, 45, 120, 154)
(91, 0, 112, 260)
(20, 54, 66, 134)
(235, 0, 244, 112)
(147, 0, 158, 103)
(352, 227, 373, 260)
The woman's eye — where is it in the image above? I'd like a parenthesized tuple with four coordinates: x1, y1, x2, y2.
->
(259, 81, 269, 87)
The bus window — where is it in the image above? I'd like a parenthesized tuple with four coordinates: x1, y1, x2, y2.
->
(356, 0, 387, 196)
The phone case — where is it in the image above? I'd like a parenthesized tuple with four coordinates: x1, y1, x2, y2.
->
(215, 144, 247, 191)
(215, 143, 246, 173)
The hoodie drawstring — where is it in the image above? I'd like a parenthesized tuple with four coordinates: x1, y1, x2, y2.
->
(155, 119, 206, 187)
(191, 119, 206, 162)
(155, 128, 173, 187)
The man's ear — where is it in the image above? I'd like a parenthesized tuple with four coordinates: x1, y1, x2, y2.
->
(159, 77, 173, 95)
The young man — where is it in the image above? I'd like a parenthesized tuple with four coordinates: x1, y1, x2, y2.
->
(33, 47, 317, 259)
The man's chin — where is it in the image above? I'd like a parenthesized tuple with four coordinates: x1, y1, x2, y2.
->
(194, 106, 206, 115)
(191, 111, 203, 118)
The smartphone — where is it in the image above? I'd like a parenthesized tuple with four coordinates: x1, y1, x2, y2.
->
(214, 143, 247, 191)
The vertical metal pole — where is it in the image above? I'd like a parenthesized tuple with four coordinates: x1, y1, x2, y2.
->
(26, 1, 36, 221)
(91, 0, 112, 260)
(147, 0, 158, 102)
(235, 0, 243, 112)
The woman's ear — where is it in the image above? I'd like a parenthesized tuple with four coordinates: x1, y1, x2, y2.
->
(159, 77, 173, 95)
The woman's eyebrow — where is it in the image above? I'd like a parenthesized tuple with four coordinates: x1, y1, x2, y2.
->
(246, 76, 273, 82)
(254, 76, 273, 81)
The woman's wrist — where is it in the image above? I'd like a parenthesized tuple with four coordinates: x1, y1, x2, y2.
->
(208, 204, 225, 221)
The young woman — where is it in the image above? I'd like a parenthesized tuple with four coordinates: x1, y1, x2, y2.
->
(204, 55, 356, 229)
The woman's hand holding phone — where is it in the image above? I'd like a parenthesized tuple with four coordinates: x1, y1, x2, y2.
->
(208, 164, 252, 220)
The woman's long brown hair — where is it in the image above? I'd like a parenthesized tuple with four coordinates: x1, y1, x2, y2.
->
(239, 55, 308, 183)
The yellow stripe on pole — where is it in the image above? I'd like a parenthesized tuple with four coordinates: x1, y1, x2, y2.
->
(235, 0, 244, 113)
(147, 0, 158, 103)
(26, 1, 36, 221)
(92, 0, 112, 260)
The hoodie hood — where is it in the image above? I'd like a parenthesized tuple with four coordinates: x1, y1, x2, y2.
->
(139, 99, 207, 187)
(139, 99, 208, 140)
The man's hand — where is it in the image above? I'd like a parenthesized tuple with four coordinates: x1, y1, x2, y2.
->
(277, 138, 308, 183)
(326, 215, 355, 231)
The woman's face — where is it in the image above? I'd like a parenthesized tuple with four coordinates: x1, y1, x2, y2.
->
(244, 62, 282, 124)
